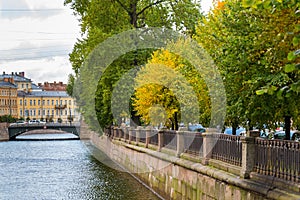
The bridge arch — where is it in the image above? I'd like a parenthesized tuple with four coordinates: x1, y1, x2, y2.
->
(8, 124, 80, 140)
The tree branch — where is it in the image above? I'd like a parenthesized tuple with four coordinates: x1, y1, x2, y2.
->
(115, 0, 130, 14)
(137, 0, 168, 16)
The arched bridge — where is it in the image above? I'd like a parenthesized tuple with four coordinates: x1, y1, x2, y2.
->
(8, 123, 80, 140)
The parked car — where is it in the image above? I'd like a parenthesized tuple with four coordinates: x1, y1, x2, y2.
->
(271, 130, 300, 141)
(223, 127, 246, 136)
(28, 119, 41, 124)
(188, 124, 206, 133)
(9, 120, 26, 126)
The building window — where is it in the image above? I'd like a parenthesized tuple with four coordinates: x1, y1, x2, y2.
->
(38, 100, 40, 105)
(52, 110, 54, 116)
(38, 110, 41, 116)
(33, 100, 36, 106)
(20, 109, 22, 116)
(20, 99, 22, 105)
(60, 100, 62, 105)
(47, 100, 50, 105)
(43, 100, 45, 105)
(24, 100, 27, 106)
(52, 100, 54, 105)
(56, 100, 58, 105)
(65, 100, 67, 105)
(30, 100, 32, 106)
(65, 110, 67, 115)
(69, 100, 71, 105)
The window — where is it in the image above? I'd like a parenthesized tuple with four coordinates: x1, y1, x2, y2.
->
(33, 100, 36, 106)
(24, 100, 27, 106)
(52, 100, 54, 105)
(60, 100, 62, 105)
(30, 100, 32, 106)
(38, 100, 40, 105)
(20, 109, 22, 116)
(65, 110, 67, 115)
(56, 100, 58, 105)
(47, 100, 50, 105)
(42, 100, 45, 105)
(69, 100, 71, 105)
(65, 100, 67, 105)
(20, 99, 22, 105)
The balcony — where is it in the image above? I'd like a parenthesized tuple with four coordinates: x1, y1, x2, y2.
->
(54, 104, 67, 109)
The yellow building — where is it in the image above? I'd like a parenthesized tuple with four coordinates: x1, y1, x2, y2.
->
(0, 79, 18, 118)
(18, 91, 79, 123)
(0, 71, 80, 123)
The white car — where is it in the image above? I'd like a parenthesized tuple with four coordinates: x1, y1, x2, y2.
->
(28, 120, 40, 124)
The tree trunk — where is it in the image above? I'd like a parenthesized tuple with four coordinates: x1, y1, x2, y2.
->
(284, 116, 291, 140)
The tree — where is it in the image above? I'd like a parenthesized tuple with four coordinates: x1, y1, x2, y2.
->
(65, 0, 202, 130)
(195, 0, 300, 137)
(241, 0, 300, 139)
(132, 46, 211, 130)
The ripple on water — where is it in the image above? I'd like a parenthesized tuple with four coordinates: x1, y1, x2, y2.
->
(0, 136, 161, 200)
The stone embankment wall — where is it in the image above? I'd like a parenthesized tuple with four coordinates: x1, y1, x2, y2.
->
(82, 125, 300, 200)
(0, 123, 9, 141)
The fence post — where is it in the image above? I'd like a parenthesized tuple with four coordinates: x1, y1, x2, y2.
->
(176, 127, 187, 157)
(113, 126, 118, 139)
(202, 128, 218, 165)
(145, 126, 152, 148)
(136, 126, 142, 145)
(128, 127, 134, 143)
(240, 130, 259, 179)
(123, 126, 128, 141)
(158, 128, 166, 152)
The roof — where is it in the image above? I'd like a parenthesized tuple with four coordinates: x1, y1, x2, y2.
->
(31, 83, 42, 90)
(0, 74, 31, 82)
(18, 91, 70, 98)
(0, 81, 18, 89)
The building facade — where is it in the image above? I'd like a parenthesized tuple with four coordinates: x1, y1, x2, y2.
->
(0, 79, 18, 118)
(18, 91, 79, 123)
(0, 71, 80, 123)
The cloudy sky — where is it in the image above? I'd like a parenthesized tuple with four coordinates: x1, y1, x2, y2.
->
(0, 0, 213, 84)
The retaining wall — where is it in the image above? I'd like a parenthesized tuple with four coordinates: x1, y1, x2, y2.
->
(85, 127, 300, 200)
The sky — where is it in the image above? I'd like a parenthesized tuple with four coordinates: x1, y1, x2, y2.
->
(0, 0, 213, 84)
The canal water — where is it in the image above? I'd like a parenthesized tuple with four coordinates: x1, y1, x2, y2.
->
(0, 134, 161, 200)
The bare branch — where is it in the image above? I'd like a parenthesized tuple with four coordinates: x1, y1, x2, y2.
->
(137, 0, 168, 16)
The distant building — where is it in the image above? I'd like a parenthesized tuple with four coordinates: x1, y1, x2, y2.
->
(0, 78, 18, 118)
(18, 90, 79, 123)
(0, 71, 79, 122)
(0, 71, 38, 92)
(38, 81, 66, 91)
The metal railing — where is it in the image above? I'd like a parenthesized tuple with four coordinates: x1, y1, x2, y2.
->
(184, 132, 203, 157)
(103, 126, 300, 184)
(161, 130, 177, 150)
(255, 138, 300, 183)
(211, 134, 242, 166)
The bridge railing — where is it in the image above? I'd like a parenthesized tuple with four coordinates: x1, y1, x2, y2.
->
(104, 126, 300, 186)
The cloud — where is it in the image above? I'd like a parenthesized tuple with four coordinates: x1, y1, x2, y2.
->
(0, 0, 65, 20)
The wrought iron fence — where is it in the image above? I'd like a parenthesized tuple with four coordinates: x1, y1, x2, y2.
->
(149, 129, 158, 145)
(184, 132, 203, 157)
(162, 130, 177, 150)
(255, 138, 300, 183)
(211, 134, 242, 166)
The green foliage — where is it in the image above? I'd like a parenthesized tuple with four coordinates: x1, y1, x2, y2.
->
(65, 0, 202, 130)
(0, 115, 17, 123)
(195, 0, 300, 130)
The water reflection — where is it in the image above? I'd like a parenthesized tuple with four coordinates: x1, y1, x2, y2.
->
(0, 134, 161, 200)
